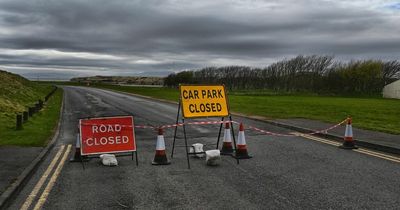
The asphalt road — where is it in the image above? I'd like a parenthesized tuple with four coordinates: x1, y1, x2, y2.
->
(8, 86, 400, 209)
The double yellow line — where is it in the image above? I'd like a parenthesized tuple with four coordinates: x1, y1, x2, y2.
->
(294, 133, 400, 163)
(355, 148, 400, 163)
(21, 144, 71, 210)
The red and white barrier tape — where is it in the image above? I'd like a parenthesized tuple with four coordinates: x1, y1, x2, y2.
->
(160, 120, 233, 129)
(80, 123, 134, 128)
(247, 126, 294, 137)
(307, 118, 348, 135)
(134, 125, 156, 129)
(244, 118, 347, 137)
(81, 118, 349, 137)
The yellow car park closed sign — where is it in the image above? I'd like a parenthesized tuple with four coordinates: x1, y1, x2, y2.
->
(180, 85, 229, 118)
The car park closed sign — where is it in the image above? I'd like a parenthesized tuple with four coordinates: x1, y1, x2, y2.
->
(180, 85, 229, 118)
(79, 116, 136, 155)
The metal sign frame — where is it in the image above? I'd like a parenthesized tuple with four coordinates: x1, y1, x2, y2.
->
(78, 115, 139, 167)
(172, 84, 239, 169)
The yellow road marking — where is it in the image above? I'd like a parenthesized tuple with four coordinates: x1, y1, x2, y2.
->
(295, 132, 400, 163)
(292, 132, 341, 146)
(20, 145, 66, 210)
(33, 144, 71, 210)
(358, 148, 400, 160)
(355, 149, 400, 163)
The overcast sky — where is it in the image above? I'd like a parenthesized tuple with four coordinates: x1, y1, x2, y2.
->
(0, 0, 400, 80)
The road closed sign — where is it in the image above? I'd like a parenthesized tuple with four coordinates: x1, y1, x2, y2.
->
(180, 85, 229, 118)
(79, 116, 136, 155)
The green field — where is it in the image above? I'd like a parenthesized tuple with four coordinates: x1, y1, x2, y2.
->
(229, 94, 399, 134)
(65, 83, 399, 135)
(0, 70, 63, 146)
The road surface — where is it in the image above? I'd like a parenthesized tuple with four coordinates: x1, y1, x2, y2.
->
(7, 86, 400, 209)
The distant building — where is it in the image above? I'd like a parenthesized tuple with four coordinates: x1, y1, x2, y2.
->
(383, 80, 400, 99)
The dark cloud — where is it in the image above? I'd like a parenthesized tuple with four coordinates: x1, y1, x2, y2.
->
(0, 0, 399, 80)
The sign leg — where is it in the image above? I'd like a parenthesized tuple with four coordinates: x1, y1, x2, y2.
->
(171, 100, 181, 158)
(230, 116, 239, 165)
(135, 152, 139, 166)
(172, 126, 178, 158)
(216, 117, 224, 149)
(182, 119, 190, 169)
(81, 158, 85, 170)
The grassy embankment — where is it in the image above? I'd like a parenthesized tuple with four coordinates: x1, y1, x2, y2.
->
(0, 71, 63, 146)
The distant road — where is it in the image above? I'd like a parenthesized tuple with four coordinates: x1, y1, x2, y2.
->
(117, 84, 163, 87)
(8, 86, 400, 209)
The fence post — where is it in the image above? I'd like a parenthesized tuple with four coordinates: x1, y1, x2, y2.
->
(28, 107, 34, 116)
(35, 103, 40, 112)
(39, 99, 43, 109)
(23, 111, 29, 122)
(16, 114, 23, 130)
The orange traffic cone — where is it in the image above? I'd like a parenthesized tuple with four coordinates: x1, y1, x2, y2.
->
(339, 117, 358, 149)
(220, 122, 234, 155)
(152, 127, 171, 165)
(233, 123, 252, 159)
(70, 134, 89, 162)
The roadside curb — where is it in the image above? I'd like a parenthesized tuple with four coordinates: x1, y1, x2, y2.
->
(0, 90, 64, 210)
(87, 87, 400, 156)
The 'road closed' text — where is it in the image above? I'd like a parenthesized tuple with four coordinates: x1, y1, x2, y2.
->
(80, 116, 136, 155)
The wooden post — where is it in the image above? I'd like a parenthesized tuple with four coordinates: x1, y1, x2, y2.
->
(16, 114, 23, 130)
(23, 111, 29, 122)
(35, 103, 40, 112)
(39, 99, 43, 109)
(28, 107, 34, 116)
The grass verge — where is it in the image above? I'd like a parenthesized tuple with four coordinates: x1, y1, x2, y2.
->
(0, 89, 63, 146)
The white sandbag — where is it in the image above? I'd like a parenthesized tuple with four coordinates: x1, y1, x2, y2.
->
(100, 154, 118, 166)
(205, 150, 221, 166)
(189, 143, 204, 158)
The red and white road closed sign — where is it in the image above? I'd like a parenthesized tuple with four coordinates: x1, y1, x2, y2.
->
(79, 116, 136, 155)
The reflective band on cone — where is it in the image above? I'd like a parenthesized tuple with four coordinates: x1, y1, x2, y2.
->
(220, 122, 234, 155)
(152, 127, 171, 165)
(339, 117, 358, 149)
(233, 123, 252, 159)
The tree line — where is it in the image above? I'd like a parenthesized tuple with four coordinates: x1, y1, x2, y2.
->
(164, 55, 400, 95)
